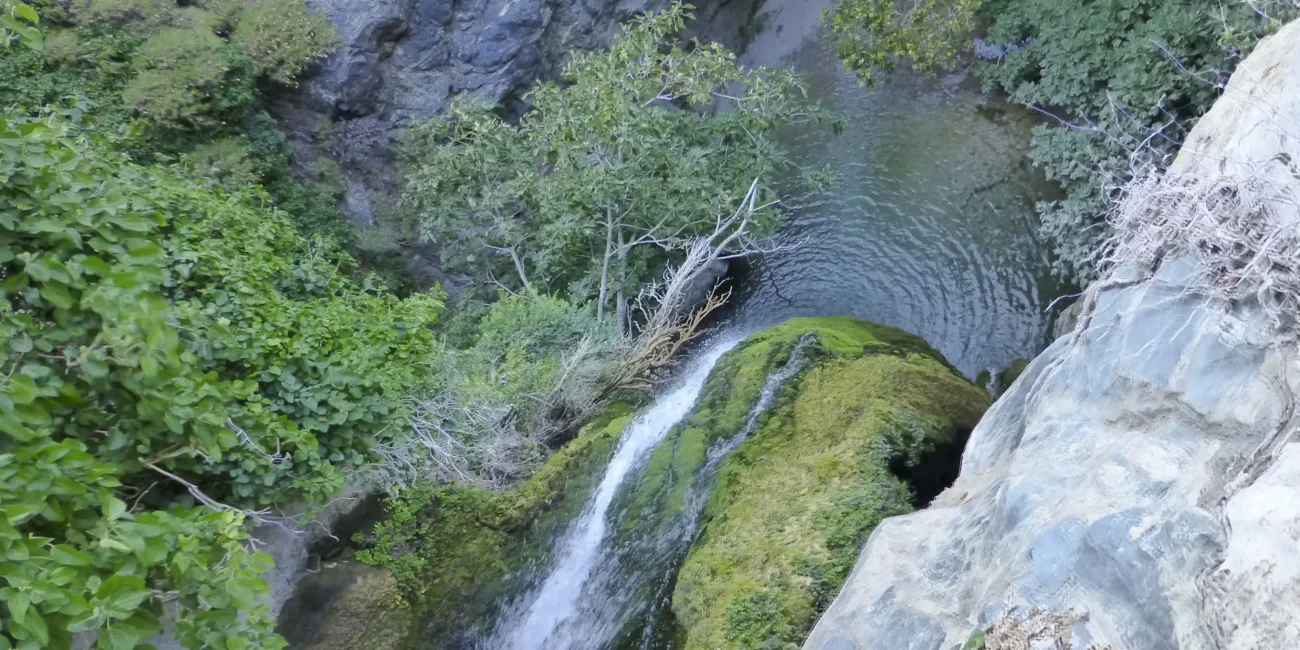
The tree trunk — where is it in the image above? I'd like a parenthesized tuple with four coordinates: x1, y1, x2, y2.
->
(598, 213, 614, 321)
(510, 247, 532, 292)
(615, 228, 628, 335)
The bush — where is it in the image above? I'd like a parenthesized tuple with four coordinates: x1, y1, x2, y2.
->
(231, 0, 338, 85)
(122, 26, 255, 129)
(82, 0, 173, 33)
(376, 294, 620, 488)
(184, 136, 262, 189)
(0, 107, 442, 647)
(827, 0, 979, 85)
(977, 0, 1295, 281)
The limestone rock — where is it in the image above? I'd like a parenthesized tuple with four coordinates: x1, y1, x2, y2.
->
(804, 20, 1300, 650)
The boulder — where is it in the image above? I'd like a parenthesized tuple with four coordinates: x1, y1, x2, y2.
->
(804, 20, 1300, 650)
(654, 318, 989, 649)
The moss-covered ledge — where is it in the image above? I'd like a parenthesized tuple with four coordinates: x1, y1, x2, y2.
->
(341, 402, 640, 646)
(668, 318, 989, 650)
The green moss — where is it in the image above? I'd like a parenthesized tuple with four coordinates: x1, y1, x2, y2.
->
(667, 318, 989, 650)
(997, 358, 1030, 390)
(355, 402, 638, 640)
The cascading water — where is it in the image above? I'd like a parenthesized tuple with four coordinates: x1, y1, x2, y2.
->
(491, 338, 741, 650)
(489, 334, 817, 650)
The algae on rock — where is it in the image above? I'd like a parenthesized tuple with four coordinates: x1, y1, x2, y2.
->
(351, 403, 640, 645)
(631, 318, 988, 650)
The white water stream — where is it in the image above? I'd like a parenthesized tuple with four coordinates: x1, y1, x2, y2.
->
(496, 338, 741, 650)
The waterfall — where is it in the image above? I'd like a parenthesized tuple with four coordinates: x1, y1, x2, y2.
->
(494, 338, 741, 650)
(489, 334, 817, 650)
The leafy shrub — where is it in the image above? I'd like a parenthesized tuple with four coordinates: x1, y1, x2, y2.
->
(827, 0, 979, 85)
(184, 136, 262, 189)
(0, 106, 441, 647)
(403, 2, 830, 306)
(123, 26, 259, 130)
(231, 0, 338, 85)
(976, 0, 1295, 281)
(40, 25, 78, 63)
(83, 0, 173, 34)
(378, 294, 619, 488)
(1, 110, 283, 649)
(723, 590, 801, 650)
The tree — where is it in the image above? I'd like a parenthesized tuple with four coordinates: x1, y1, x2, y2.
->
(402, 2, 831, 328)
(827, 0, 980, 86)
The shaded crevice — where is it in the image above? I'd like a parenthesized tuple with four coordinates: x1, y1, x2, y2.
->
(890, 427, 972, 508)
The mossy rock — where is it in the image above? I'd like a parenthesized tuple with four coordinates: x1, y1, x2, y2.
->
(665, 318, 989, 650)
(353, 402, 639, 644)
(277, 560, 415, 650)
(998, 358, 1030, 389)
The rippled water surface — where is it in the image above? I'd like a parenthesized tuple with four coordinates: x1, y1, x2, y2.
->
(728, 14, 1065, 377)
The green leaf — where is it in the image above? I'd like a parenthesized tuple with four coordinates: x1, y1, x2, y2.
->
(38, 283, 75, 309)
(50, 544, 91, 567)
(21, 607, 48, 645)
(8, 589, 29, 624)
(5, 375, 38, 405)
(97, 575, 150, 612)
(223, 577, 265, 608)
(101, 496, 127, 521)
(99, 626, 136, 650)
(68, 611, 104, 633)
(12, 4, 38, 24)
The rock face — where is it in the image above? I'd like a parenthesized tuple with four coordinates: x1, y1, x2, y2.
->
(275, 0, 759, 226)
(804, 20, 1300, 650)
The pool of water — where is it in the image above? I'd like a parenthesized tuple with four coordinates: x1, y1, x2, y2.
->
(725, 1, 1066, 377)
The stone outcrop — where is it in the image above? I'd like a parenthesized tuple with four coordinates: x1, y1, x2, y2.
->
(804, 20, 1300, 650)
(274, 0, 759, 227)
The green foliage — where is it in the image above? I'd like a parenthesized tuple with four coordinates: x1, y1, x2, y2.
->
(5, 0, 337, 133)
(231, 0, 338, 85)
(82, 0, 173, 34)
(0, 107, 440, 647)
(183, 136, 262, 189)
(723, 590, 800, 650)
(123, 26, 258, 130)
(403, 2, 829, 305)
(356, 404, 634, 634)
(1, 2, 42, 50)
(977, 0, 1296, 281)
(827, 0, 980, 85)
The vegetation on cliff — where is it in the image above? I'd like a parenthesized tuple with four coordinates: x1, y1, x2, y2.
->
(662, 319, 989, 649)
(828, 0, 1295, 281)
(354, 404, 638, 641)
(0, 98, 440, 649)
(400, 3, 833, 319)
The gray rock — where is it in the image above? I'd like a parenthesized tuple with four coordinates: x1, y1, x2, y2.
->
(805, 20, 1300, 650)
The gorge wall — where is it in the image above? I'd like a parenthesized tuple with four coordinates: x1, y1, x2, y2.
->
(805, 19, 1300, 650)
